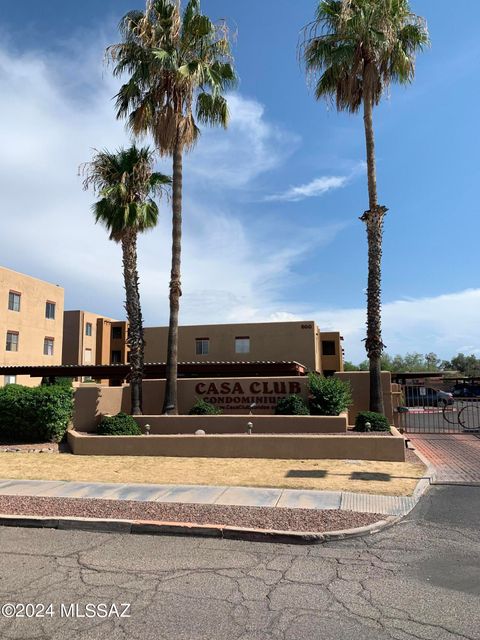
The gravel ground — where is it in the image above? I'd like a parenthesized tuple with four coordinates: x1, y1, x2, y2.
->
(0, 495, 382, 532)
(0, 442, 65, 453)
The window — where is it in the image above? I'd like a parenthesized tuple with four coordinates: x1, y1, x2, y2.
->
(112, 326, 122, 340)
(322, 340, 336, 356)
(85, 322, 92, 336)
(111, 350, 122, 364)
(44, 337, 54, 356)
(45, 301, 56, 320)
(235, 337, 250, 354)
(84, 348, 92, 364)
(195, 338, 209, 356)
(4, 375, 16, 385)
(6, 331, 19, 352)
(8, 291, 21, 312)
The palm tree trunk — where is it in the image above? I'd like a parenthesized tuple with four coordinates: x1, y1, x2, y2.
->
(361, 79, 387, 415)
(121, 229, 145, 416)
(162, 136, 183, 415)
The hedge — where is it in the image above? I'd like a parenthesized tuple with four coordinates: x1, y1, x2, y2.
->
(0, 384, 74, 443)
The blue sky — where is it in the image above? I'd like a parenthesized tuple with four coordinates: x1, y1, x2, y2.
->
(1, 0, 479, 363)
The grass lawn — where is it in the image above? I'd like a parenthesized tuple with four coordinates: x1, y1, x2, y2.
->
(0, 453, 426, 496)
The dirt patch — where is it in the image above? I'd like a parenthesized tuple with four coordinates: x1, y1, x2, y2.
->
(0, 453, 426, 496)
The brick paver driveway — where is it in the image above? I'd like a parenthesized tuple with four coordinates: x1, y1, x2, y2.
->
(410, 434, 480, 484)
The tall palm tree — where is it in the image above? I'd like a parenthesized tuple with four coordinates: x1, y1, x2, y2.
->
(107, 0, 237, 414)
(82, 145, 171, 415)
(302, 0, 428, 413)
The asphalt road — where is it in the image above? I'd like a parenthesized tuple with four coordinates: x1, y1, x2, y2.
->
(0, 486, 479, 640)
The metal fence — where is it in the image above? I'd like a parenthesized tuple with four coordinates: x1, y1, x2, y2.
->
(397, 385, 480, 434)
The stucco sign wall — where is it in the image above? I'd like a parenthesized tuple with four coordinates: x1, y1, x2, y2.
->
(73, 377, 312, 430)
(194, 380, 306, 413)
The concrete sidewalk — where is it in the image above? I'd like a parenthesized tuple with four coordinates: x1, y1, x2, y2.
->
(0, 477, 429, 516)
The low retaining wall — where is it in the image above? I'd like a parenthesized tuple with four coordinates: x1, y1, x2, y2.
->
(67, 428, 405, 462)
(133, 414, 348, 435)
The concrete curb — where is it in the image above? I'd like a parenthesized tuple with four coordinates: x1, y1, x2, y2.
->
(0, 513, 400, 545)
(412, 473, 433, 500)
(429, 480, 480, 487)
(408, 447, 435, 498)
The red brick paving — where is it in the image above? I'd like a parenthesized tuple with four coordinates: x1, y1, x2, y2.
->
(410, 434, 480, 484)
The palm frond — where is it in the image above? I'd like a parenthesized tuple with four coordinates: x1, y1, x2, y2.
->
(107, 0, 237, 154)
(196, 92, 229, 127)
(82, 145, 170, 242)
(300, 0, 429, 111)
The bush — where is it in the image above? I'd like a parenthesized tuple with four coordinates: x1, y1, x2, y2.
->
(275, 395, 310, 415)
(308, 373, 352, 416)
(354, 411, 391, 432)
(41, 377, 73, 388)
(0, 384, 74, 443)
(97, 412, 142, 436)
(189, 398, 223, 415)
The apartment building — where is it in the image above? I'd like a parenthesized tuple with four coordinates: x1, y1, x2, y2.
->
(62, 311, 128, 367)
(62, 316, 344, 375)
(0, 266, 344, 386)
(144, 321, 344, 375)
(0, 266, 64, 386)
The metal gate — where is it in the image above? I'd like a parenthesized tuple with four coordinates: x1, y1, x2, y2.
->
(397, 385, 480, 434)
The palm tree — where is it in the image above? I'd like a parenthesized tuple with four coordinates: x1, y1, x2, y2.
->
(107, 0, 237, 414)
(301, 0, 428, 413)
(82, 145, 171, 415)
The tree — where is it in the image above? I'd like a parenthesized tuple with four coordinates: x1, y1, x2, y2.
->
(82, 146, 170, 415)
(107, 0, 236, 414)
(449, 353, 480, 377)
(424, 352, 442, 371)
(301, 0, 428, 413)
(343, 360, 360, 371)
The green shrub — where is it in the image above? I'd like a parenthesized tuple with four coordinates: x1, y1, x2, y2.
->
(308, 373, 352, 416)
(41, 377, 73, 388)
(354, 411, 391, 432)
(189, 399, 223, 415)
(97, 412, 142, 436)
(0, 384, 74, 443)
(275, 395, 310, 415)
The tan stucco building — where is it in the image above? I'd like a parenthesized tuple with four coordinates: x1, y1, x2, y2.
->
(62, 311, 128, 367)
(0, 267, 343, 385)
(0, 266, 64, 387)
(144, 321, 344, 374)
(62, 316, 343, 375)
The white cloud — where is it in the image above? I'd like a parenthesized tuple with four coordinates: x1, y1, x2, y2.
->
(310, 289, 480, 363)
(0, 37, 338, 328)
(264, 162, 366, 202)
(198, 287, 480, 364)
(188, 94, 300, 188)
(3, 37, 476, 367)
(265, 175, 348, 202)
